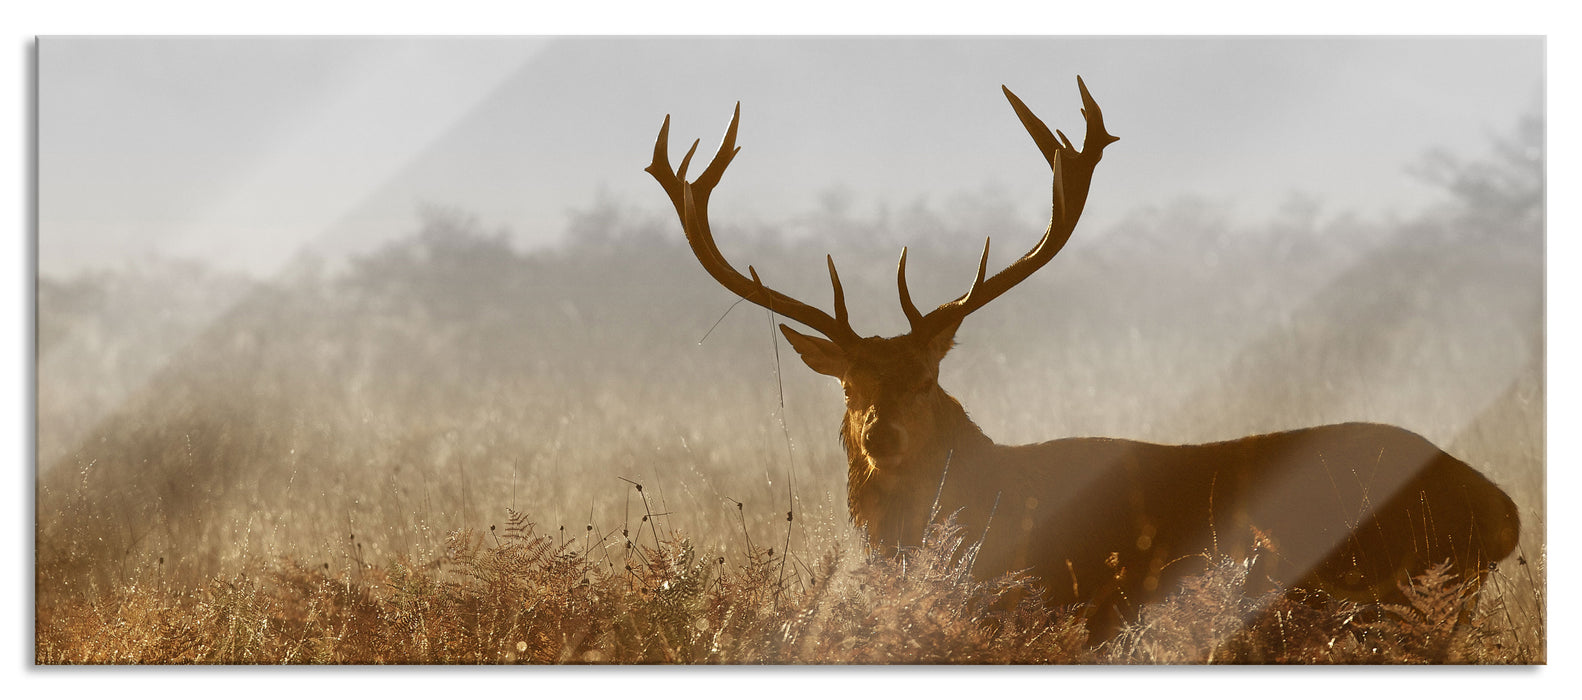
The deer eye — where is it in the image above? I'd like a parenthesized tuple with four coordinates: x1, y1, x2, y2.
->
(840, 382, 866, 402)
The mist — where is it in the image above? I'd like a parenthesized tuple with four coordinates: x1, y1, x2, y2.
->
(36, 37, 1542, 638)
(40, 36, 1541, 276)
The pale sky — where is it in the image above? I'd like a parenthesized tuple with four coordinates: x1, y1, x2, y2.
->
(39, 36, 1543, 277)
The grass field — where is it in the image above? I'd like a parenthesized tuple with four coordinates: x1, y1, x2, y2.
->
(35, 132, 1545, 663)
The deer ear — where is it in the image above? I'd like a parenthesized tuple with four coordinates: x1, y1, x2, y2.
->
(922, 318, 962, 364)
(780, 324, 849, 378)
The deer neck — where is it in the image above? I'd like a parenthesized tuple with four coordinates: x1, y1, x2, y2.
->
(842, 387, 994, 545)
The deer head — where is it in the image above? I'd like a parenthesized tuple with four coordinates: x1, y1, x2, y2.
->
(647, 78, 1117, 492)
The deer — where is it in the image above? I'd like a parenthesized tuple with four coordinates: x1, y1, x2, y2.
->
(645, 77, 1521, 641)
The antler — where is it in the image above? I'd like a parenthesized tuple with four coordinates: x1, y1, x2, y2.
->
(900, 76, 1119, 339)
(646, 105, 861, 344)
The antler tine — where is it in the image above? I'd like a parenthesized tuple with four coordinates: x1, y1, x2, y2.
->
(676, 138, 700, 182)
(1003, 87, 1061, 169)
(897, 247, 923, 327)
(907, 77, 1117, 339)
(960, 237, 992, 306)
(693, 103, 742, 191)
(827, 254, 851, 329)
(650, 105, 859, 344)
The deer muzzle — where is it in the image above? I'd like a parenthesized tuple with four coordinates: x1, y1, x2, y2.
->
(862, 412, 909, 461)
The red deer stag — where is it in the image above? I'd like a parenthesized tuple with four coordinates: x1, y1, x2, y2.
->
(646, 77, 1521, 639)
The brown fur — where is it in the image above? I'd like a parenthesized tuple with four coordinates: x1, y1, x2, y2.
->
(784, 329, 1520, 640)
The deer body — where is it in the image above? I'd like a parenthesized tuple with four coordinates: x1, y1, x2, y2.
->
(647, 78, 1520, 640)
(842, 409, 1518, 635)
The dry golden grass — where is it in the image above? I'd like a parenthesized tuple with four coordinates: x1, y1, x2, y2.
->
(36, 128, 1544, 664)
(36, 506, 1540, 664)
